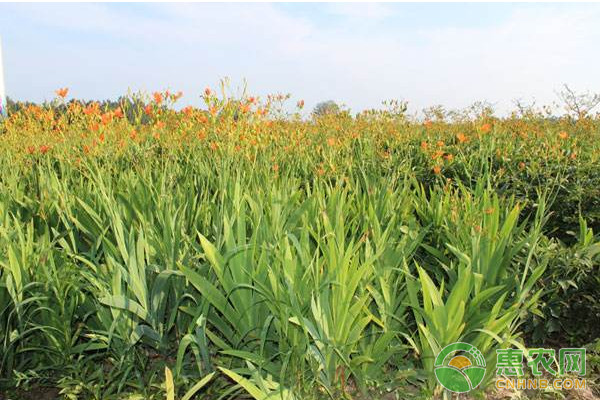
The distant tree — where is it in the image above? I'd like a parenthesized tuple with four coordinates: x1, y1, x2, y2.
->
(3, 95, 156, 124)
(5, 96, 35, 113)
(422, 105, 447, 122)
(447, 101, 495, 123)
(312, 100, 340, 117)
(557, 84, 600, 119)
(382, 99, 408, 117)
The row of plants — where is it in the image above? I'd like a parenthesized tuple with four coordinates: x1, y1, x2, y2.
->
(0, 89, 599, 398)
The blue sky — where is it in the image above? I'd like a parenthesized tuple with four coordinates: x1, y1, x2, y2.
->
(1, 2, 600, 114)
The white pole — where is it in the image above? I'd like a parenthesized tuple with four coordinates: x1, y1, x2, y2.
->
(0, 36, 6, 117)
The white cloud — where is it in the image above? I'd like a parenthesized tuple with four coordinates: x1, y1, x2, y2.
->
(325, 3, 395, 22)
(2, 3, 600, 115)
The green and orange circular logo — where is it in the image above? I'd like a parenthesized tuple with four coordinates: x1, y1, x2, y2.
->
(434, 342, 486, 393)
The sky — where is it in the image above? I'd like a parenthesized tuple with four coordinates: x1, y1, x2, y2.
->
(1, 2, 600, 115)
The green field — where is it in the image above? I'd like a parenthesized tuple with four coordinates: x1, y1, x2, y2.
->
(1, 91, 599, 399)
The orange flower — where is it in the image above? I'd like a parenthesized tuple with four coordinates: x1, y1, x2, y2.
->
(83, 104, 98, 115)
(55, 88, 69, 98)
(272, 164, 279, 173)
(247, 96, 256, 104)
(316, 167, 325, 176)
(518, 161, 526, 170)
(90, 123, 100, 132)
(240, 104, 251, 114)
(27, 146, 36, 154)
(558, 131, 568, 140)
(433, 165, 442, 175)
(431, 150, 444, 160)
(209, 141, 218, 151)
(436, 140, 444, 147)
(424, 120, 433, 128)
(144, 105, 153, 116)
(204, 87, 212, 97)
(420, 141, 428, 150)
(130, 129, 138, 140)
(182, 106, 193, 117)
(155, 121, 165, 129)
(101, 112, 113, 125)
(99, 133, 105, 143)
(297, 100, 305, 109)
(484, 207, 494, 215)
(114, 108, 124, 118)
(444, 153, 454, 162)
(153, 92, 163, 105)
(327, 137, 336, 147)
(456, 132, 468, 143)
(481, 123, 492, 133)
(570, 152, 577, 160)
(209, 106, 218, 116)
(39, 145, 50, 154)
